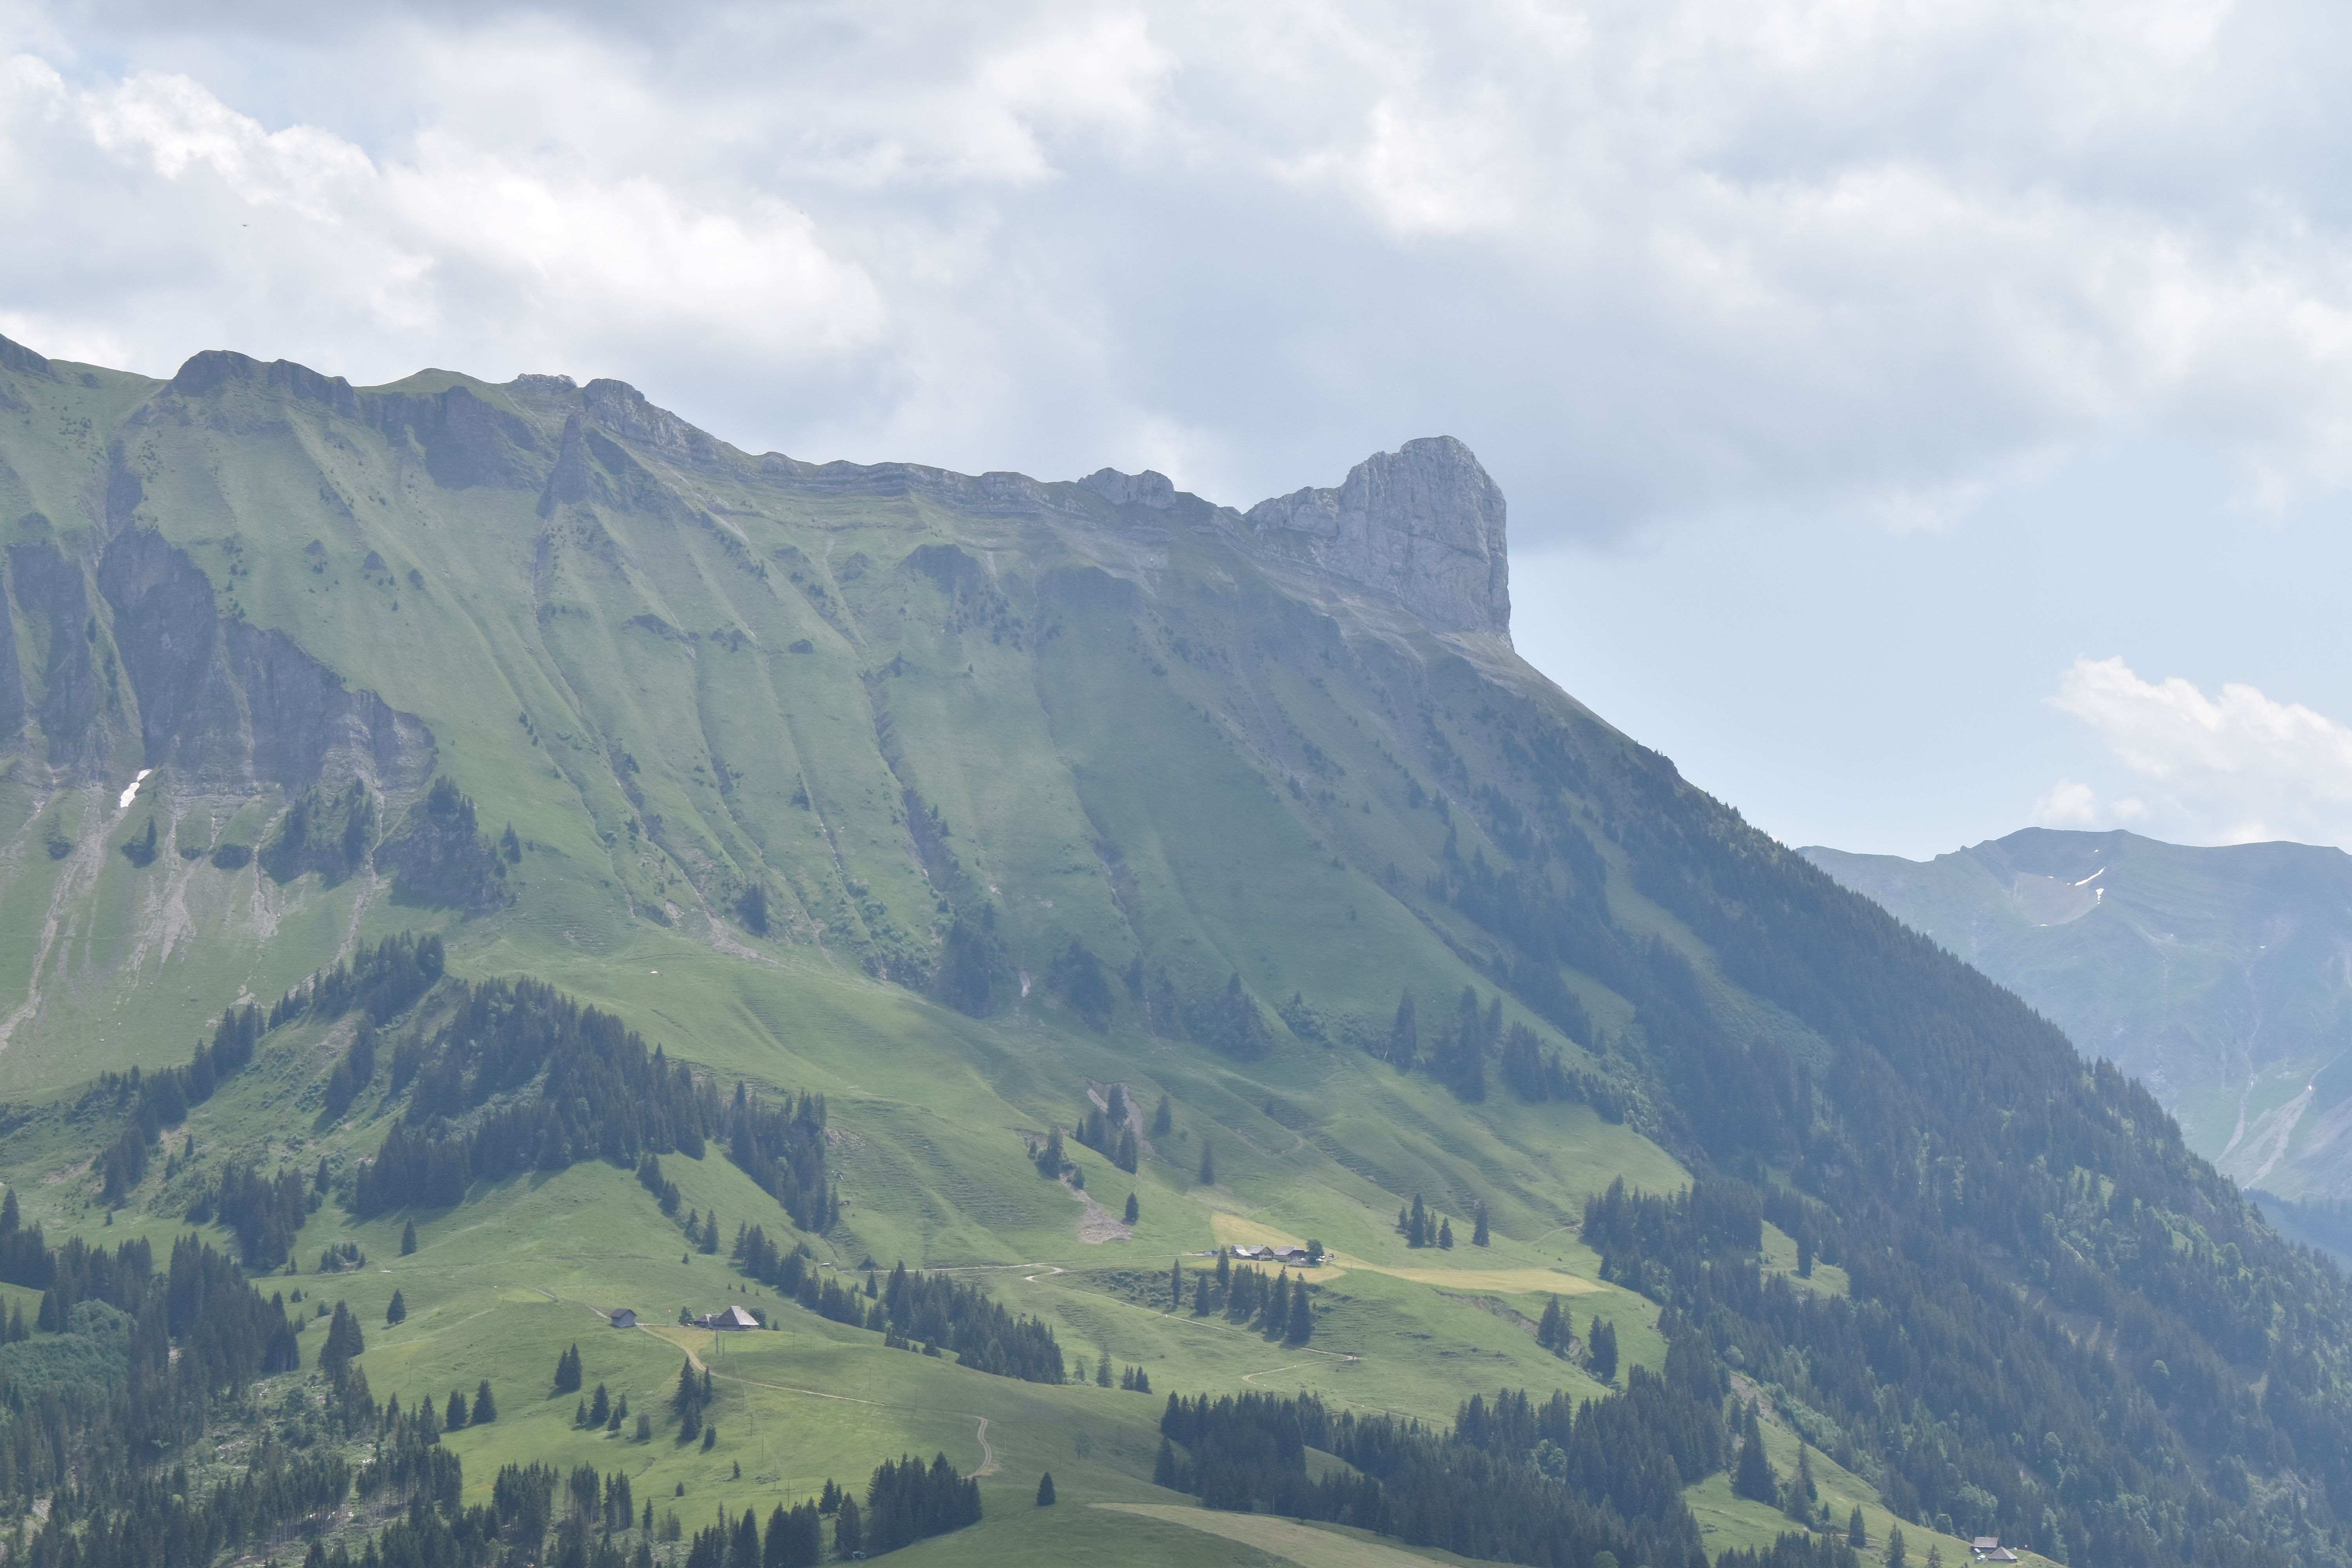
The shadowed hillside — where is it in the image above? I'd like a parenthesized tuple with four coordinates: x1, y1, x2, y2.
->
(1806, 829, 2352, 1200)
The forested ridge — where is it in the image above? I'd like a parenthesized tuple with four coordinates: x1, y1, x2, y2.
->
(1407, 687, 2352, 1568)
(0, 927, 1045, 1565)
(1153, 1314, 1773, 1568)
(727, 1236, 1068, 1385)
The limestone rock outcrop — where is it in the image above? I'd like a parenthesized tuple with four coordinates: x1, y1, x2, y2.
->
(1242, 436, 1510, 638)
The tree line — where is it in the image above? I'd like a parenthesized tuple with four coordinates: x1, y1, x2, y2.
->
(1152, 1315, 1765, 1568)
(1171, 1252, 1314, 1344)
(341, 978, 834, 1236)
(1404, 679, 2352, 1568)
(727, 1232, 1066, 1385)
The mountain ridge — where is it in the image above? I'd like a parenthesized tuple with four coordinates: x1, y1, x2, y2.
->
(5, 331, 2352, 1568)
(1803, 826, 2352, 1199)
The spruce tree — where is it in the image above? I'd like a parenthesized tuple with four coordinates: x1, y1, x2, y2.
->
(1798, 1232, 1816, 1278)
(1887, 1526, 1906, 1568)
(1733, 1403, 1777, 1503)
(1285, 1284, 1312, 1345)
(1438, 1218, 1454, 1249)
(1198, 1142, 1215, 1185)
(473, 1380, 497, 1423)
(385, 1289, 406, 1325)
(0, 1187, 16, 1232)
(1124, 1192, 1140, 1223)
(1036, 1472, 1056, 1506)
(1786, 1442, 1816, 1521)
(1472, 1203, 1491, 1247)
(1409, 1194, 1428, 1248)
(1194, 1273, 1213, 1314)
(554, 1343, 583, 1394)
(1388, 989, 1418, 1068)
(447, 1388, 468, 1430)
(1264, 1270, 1291, 1336)
(1096, 1349, 1113, 1387)
(590, 1383, 611, 1426)
(835, 1497, 864, 1558)
(1587, 1316, 1618, 1383)
(1170, 1258, 1184, 1308)
(1849, 1506, 1868, 1548)
(1536, 1294, 1563, 1351)
(1151, 1093, 1172, 1136)
(319, 1301, 365, 1385)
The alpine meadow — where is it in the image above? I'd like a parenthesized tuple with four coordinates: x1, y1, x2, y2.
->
(2, 333, 2351, 1568)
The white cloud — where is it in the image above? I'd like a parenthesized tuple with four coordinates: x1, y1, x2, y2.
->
(2038, 657, 2352, 847)
(5, 0, 2352, 531)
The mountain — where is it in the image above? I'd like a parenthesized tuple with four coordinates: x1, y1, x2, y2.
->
(3, 334, 2352, 1568)
(1802, 829, 2352, 1201)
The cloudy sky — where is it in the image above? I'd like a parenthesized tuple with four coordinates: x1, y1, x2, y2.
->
(5, 0, 2350, 858)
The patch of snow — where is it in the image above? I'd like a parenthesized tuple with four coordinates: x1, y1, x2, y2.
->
(117, 769, 152, 810)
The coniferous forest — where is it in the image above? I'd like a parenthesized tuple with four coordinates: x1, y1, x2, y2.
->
(1155, 1314, 1743, 1568)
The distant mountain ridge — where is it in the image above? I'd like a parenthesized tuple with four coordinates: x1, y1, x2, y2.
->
(1803, 828, 2352, 1199)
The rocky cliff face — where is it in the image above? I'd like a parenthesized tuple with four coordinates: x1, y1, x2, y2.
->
(1242, 436, 1510, 639)
(95, 528, 434, 797)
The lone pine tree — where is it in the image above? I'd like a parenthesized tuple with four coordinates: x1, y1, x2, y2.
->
(1388, 989, 1418, 1069)
(319, 1301, 365, 1386)
(1786, 1441, 1817, 1521)
(1733, 1402, 1777, 1503)
(1535, 1294, 1564, 1352)
(1586, 1316, 1617, 1382)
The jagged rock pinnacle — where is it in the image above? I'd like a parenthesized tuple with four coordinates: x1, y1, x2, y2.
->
(1243, 436, 1510, 638)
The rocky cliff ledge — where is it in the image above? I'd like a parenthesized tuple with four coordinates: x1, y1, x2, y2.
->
(1242, 436, 1510, 639)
